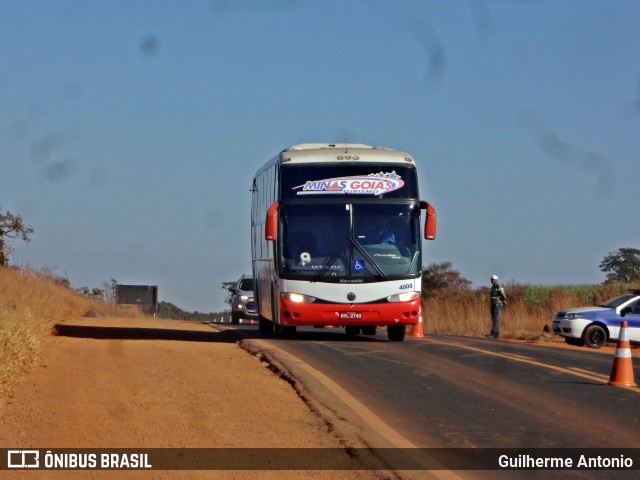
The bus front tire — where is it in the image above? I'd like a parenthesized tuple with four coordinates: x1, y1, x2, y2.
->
(345, 326, 361, 336)
(274, 324, 296, 338)
(387, 325, 406, 342)
(258, 316, 274, 335)
(281, 325, 296, 338)
(362, 326, 377, 336)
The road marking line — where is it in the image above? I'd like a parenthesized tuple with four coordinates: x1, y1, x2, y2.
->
(567, 367, 609, 381)
(501, 352, 534, 361)
(249, 339, 464, 480)
(424, 338, 640, 394)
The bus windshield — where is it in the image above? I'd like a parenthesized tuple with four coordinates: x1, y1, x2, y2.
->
(280, 202, 421, 281)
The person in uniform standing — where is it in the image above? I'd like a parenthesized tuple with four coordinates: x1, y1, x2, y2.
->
(486, 275, 507, 339)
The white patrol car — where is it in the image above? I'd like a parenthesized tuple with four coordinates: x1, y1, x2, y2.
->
(552, 290, 640, 348)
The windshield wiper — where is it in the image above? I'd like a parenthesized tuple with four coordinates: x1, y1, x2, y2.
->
(312, 203, 387, 282)
(352, 239, 387, 280)
(312, 239, 349, 282)
(312, 237, 388, 282)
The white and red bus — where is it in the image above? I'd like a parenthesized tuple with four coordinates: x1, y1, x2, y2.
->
(251, 143, 436, 341)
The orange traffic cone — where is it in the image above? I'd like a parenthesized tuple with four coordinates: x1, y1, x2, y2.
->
(608, 320, 637, 387)
(409, 315, 425, 338)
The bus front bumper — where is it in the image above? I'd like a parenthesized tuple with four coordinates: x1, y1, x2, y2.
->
(279, 298, 421, 326)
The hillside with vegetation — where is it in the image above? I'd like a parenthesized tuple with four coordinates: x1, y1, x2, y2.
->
(0, 266, 134, 401)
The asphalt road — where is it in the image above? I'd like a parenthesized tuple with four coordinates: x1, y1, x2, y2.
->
(212, 323, 640, 478)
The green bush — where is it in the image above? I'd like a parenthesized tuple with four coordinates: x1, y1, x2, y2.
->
(525, 285, 552, 307)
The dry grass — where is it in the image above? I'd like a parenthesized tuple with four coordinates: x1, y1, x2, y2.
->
(422, 282, 634, 341)
(0, 266, 142, 400)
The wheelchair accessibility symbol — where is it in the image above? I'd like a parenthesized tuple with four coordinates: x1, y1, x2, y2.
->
(353, 260, 365, 271)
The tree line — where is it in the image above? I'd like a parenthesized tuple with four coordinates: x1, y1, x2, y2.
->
(421, 247, 640, 299)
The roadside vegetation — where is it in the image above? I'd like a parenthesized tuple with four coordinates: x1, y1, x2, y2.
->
(421, 261, 636, 341)
(0, 266, 130, 401)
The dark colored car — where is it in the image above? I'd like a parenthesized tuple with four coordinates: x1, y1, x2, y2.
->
(229, 275, 257, 324)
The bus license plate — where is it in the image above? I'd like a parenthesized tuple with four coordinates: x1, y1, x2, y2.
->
(339, 312, 362, 319)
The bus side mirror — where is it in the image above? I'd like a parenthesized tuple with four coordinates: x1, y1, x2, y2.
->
(265, 201, 279, 241)
(420, 201, 437, 240)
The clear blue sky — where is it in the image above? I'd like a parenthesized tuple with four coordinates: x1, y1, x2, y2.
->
(2, 0, 639, 313)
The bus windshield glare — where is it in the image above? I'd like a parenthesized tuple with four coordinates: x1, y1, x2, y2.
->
(280, 203, 421, 282)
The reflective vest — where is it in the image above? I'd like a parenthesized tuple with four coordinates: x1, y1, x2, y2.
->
(490, 284, 505, 304)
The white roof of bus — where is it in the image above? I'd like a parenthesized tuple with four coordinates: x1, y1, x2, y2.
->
(280, 143, 416, 165)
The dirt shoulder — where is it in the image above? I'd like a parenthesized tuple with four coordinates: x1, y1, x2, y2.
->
(0, 316, 387, 480)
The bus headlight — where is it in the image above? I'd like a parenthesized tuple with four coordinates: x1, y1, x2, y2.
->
(281, 292, 316, 303)
(240, 295, 249, 300)
(387, 292, 420, 303)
